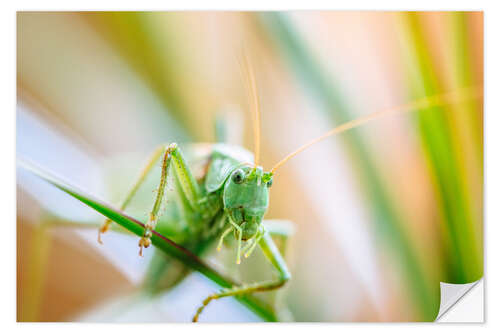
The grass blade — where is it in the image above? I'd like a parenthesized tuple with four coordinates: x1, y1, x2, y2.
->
(259, 12, 438, 320)
(17, 157, 278, 322)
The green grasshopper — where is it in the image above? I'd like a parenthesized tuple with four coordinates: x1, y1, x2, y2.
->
(94, 53, 481, 321)
(97, 55, 294, 322)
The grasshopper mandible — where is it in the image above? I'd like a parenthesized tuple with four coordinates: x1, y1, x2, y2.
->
(96, 53, 482, 322)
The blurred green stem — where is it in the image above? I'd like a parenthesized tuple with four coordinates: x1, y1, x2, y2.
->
(259, 12, 437, 320)
(21, 221, 51, 321)
(400, 13, 482, 282)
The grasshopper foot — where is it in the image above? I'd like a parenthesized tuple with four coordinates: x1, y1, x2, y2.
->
(97, 220, 111, 244)
(138, 230, 152, 257)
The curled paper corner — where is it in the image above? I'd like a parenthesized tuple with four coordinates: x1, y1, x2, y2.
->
(436, 278, 483, 322)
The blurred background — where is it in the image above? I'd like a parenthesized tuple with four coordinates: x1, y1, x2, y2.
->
(16, 11, 483, 322)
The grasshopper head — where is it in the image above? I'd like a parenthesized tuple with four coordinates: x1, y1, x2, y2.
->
(223, 166, 273, 240)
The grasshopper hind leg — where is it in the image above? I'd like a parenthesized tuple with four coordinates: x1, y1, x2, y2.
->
(97, 145, 165, 244)
(138, 144, 176, 256)
(97, 220, 112, 244)
(138, 143, 203, 256)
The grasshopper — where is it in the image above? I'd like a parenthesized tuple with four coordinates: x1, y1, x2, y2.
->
(94, 53, 481, 321)
(97, 55, 294, 322)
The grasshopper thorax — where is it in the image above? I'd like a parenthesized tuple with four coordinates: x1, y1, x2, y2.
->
(223, 166, 273, 240)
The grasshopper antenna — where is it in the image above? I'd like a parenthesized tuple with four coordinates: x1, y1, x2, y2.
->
(239, 50, 261, 167)
(270, 85, 483, 174)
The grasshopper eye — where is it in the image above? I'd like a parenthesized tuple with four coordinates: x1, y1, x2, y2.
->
(266, 178, 273, 187)
(232, 169, 245, 184)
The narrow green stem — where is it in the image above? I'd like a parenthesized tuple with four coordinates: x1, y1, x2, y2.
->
(18, 158, 278, 322)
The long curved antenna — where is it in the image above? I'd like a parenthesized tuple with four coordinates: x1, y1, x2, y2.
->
(270, 85, 482, 174)
(239, 51, 261, 166)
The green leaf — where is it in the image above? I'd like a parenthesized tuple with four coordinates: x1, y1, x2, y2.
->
(17, 158, 278, 322)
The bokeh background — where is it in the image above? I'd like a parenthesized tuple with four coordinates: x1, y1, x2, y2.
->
(17, 11, 483, 322)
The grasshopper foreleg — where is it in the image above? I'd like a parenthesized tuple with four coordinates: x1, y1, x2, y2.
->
(193, 228, 292, 322)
